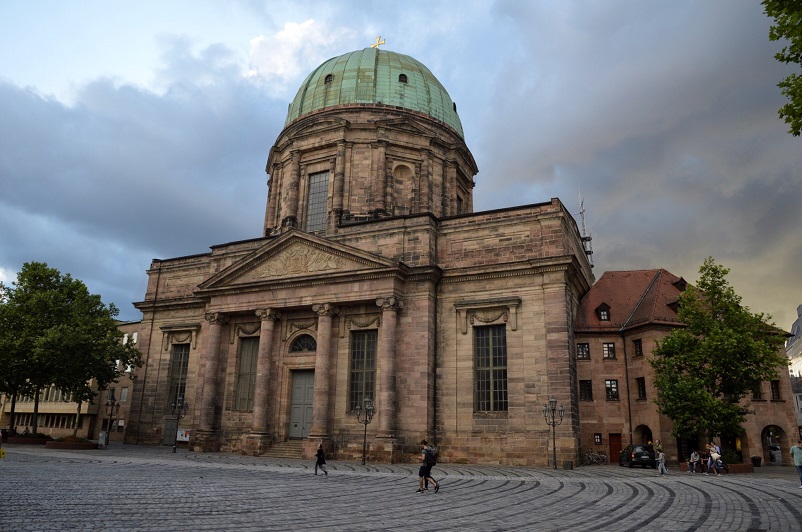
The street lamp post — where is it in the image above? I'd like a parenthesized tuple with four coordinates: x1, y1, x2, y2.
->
(170, 396, 189, 453)
(104, 394, 121, 447)
(353, 396, 375, 465)
(543, 397, 565, 470)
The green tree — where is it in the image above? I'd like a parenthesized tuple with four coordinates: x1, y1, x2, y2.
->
(764, 0, 802, 136)
(0, 262, 142, 434)
(650, 257, 787, 439)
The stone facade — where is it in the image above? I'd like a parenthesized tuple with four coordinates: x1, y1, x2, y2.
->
(123, 48, 595, 466)
(576, 269, 798, 466)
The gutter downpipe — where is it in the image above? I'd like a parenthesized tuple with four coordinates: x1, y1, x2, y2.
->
(621, 270, 662, 446)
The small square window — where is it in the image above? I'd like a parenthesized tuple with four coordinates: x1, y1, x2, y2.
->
(594, 433, 602, 445)
(599, 309, 609, 321)
(577, 343, 590, 360)
(602, 343, 616, 359)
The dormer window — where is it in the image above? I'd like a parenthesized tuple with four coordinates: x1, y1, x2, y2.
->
(325, 74, 333, 84)
(672, 277, 687, 291)
(596, 303, 611, 322)
(398, 73, 408, 83)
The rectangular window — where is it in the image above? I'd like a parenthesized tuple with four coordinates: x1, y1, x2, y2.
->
(474, 325, 508, 412)
(119, 387, 129, 403)
(235, 337, 259, 411)
(636, 377, 646, 399)
(605, 379, 619, 401)
(349, 330, 378, 411)
(306, 171, 329, 232)
(168, 344, 190, 407)
(579, 380, 593, 401)
(770, 380, 781, 400)
(633, 338, 643, 357)
(602, 343, 616, 359)
(576, 343, 590, 360)
(753, 385, 764, 400)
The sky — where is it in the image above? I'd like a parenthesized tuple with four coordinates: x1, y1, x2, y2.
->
(1, 0, 800, 330)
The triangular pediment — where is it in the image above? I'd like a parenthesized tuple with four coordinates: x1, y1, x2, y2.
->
(197, 230, 399, 291)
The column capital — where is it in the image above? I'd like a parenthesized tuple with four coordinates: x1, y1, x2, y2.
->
(204, 312, 229, 325)
(312, 303, 339, 317)
(376, 296, 404, 312)
(255, 308, 281, 322)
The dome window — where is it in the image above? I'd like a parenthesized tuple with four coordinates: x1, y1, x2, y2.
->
(453, 102, 457, 112)
(398, 73, 408, 84)
(324, 74, 333, 84)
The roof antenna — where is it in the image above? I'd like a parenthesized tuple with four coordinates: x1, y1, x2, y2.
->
(576, 195, 594, 268)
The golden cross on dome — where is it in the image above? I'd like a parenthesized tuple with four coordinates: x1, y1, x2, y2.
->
(370, 36, 386, 49)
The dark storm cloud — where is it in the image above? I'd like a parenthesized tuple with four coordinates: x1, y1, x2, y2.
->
(0, 39, 285, 320)
(1, 0, 799, 328)
(451, 0, 802, 327)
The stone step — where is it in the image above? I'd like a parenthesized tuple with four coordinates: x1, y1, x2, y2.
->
(262, 440, 304, 459)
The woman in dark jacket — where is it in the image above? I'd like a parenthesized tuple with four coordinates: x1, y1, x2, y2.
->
(315, 443, 328, 476)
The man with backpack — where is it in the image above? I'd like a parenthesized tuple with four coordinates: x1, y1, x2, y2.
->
(416, 439, 440, 493)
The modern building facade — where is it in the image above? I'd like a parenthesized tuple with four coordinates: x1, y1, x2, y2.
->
(575, 269, 798, 466)
(124, 47, 595, 466)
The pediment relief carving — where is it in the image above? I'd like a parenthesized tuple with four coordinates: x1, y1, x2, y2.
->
(199, 231, 399, 291)
(247, 243, 346, 280)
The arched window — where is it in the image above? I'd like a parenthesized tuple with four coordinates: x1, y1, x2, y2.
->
(398, 73, 408, 83)
(325, 74, 333, 84)
(291, 334, 317, 352)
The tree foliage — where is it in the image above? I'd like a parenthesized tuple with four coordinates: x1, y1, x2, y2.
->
(764, 0, 802, 136)
(0, 262, 142, 433)
(651, 258, 787, 439)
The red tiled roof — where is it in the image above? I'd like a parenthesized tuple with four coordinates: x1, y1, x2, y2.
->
(575, 269, 686, 332)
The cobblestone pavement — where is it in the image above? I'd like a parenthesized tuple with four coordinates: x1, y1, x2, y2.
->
(1, 444, 800, 531)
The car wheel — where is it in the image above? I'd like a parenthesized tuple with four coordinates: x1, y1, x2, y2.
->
(651, 464, 656, 469)
(628, 461, 633, 468)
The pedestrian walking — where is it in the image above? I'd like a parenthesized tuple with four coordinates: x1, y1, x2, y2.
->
(416, 439, 440, 493)
(791, 439, 802, 488)
(657, 450, 669, 476)
(688, 450, 700, 473)
(314, 443, 328, 476)
(708, 442, 722, 476)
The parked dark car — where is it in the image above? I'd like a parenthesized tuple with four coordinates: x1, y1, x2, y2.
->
(619, 444, 657, 468)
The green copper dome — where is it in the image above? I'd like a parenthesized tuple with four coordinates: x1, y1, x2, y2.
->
(285, 48, 464, 138)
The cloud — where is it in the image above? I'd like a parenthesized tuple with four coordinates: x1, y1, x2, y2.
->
(0, 39, 286, 320)
(246, 20, 356, 97)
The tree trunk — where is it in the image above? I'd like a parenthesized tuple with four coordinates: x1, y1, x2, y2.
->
(32, 386, 40, 434)
(72, 402, 82, 437)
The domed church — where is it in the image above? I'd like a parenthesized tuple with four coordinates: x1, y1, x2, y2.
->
(127, 46, 595, 466)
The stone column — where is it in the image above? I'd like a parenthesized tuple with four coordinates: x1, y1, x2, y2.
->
(251, 309, 280, 433)
(283, 150, 301, 227)
(308, 303, 338, 439)
(374, 141, 387, 213)
(332, 141, 346, 213)
(376, 296, 403, 438)
(200, 312, 228, 433)
(263, 162, 281, 235)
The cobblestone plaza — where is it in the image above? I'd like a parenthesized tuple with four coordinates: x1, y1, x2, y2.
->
(1, 444, 800, 531)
